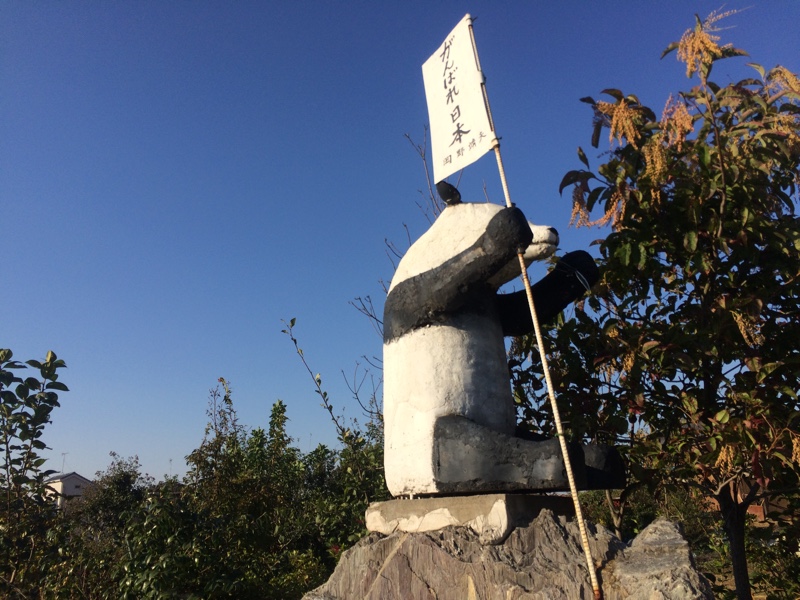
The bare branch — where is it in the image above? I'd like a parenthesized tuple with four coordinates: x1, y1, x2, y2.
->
(349, 296, 383, 339)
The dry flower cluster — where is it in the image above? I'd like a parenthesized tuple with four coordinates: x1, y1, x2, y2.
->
(596, 99, 641, 149)
(676, 9, 738, 80)
(732, 311, 765, 347)
(660, 94, 694, 151)
(767, 65, 800, 97)
(715, 443, 737, 475)
(642, 133, 668, 195)
(570, 184, 629, 230)
(570, 10, 800, 232)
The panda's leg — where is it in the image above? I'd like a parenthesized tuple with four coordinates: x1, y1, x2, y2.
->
(431, 415, 588, 494)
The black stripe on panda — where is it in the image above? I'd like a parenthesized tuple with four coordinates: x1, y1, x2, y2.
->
(384, 247, 599, 344)
(384, 207, 533, 344)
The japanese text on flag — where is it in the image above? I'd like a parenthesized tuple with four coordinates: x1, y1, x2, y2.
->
(422, 14, 495, 184)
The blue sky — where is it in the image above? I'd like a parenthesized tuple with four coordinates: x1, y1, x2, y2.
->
(3, 2, 798, 480)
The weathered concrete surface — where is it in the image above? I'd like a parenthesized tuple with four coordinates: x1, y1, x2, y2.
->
(366, 493, 575, 544)
(382, 202, 565, 498)
(303, 510, 712, 600)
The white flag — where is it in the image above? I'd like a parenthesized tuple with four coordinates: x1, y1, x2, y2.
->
(422, 14, 496, 184)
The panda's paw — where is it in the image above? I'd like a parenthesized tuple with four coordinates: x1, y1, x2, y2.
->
(485, 207, 533, 255)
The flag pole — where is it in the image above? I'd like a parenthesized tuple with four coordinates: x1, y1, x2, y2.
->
(469, 22, 603, 600)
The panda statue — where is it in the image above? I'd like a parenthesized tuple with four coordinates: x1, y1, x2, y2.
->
(383, 183, 623, 497)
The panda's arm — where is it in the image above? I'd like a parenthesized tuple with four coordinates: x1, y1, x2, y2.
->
(384, 207, 533, 343)
(497, 250, 599, 337)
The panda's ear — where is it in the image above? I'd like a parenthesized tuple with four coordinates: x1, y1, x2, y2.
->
(436, 181, 462, 205)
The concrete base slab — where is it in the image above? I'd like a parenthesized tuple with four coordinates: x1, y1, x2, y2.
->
(365, 493, 575, 544)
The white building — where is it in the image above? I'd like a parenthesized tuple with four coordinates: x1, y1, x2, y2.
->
(45, 472, 93, 508)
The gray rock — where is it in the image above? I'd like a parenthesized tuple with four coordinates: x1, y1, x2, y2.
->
(303, 510, 712, 600)
(603, 518, 713, 599)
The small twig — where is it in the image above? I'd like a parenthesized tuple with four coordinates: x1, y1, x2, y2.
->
(349, 296, 383, 338)
(282, 319, 348, 439)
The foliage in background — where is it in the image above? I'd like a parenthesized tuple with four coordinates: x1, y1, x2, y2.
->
(115, 384, 326, 599)
(70, 374, 382, 599)
(44, 454, 154, 597)
(1, 342, 386, 599)
(1, 349, 66, 598)
(515, 11, 800, 600)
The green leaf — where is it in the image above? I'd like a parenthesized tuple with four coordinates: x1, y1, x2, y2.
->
(772, 451, 791, 467)
(577, 146, 590, 169)
(697, 145, 710, 167)
(683, 231, 698, 252)
(637, 243, 647, 270)
(591, 120, 602, 148)
(586, 186, 604, 211)
(559, 170, 592, 195)
(720, 46, 748, 60)
(756, 362, 782, 383)
(615, 243, 632, 266)
(641, 340, 660, 354)
(601, 89, 624, 101)
(715, 409, 730, 424)
(661, 41, 680, 59)
(15, 383, 30, 399)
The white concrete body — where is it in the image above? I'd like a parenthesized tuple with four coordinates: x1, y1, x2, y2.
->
(384, 202, 557, 497)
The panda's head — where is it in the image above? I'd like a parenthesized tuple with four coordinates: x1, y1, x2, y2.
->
(391, 201, 558, 292)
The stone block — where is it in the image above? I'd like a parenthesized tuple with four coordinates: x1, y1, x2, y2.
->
(365, 493, 575, 544)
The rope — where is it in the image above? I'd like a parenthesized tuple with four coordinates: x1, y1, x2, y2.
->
(468, 19, 600, 596)
(492, 144, 602, 600)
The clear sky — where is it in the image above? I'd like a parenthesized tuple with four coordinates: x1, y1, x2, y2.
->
(3, 2, 798, 480)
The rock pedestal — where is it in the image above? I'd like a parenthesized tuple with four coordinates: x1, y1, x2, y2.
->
(304, 506, 712, 600)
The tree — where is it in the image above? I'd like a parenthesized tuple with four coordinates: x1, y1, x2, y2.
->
(45, 454, 154, 598)
(40, 373, 384, 599)
(0, 349, 67, 597)
(519, 11, 799, 599)
(118, 381, 330, 599)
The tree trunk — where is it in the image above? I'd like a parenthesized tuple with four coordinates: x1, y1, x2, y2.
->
(605, 488, 623, 539)
(717, 485, 752, 600)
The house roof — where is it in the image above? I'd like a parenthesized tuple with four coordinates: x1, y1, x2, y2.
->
(45, 472, 94, 485)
